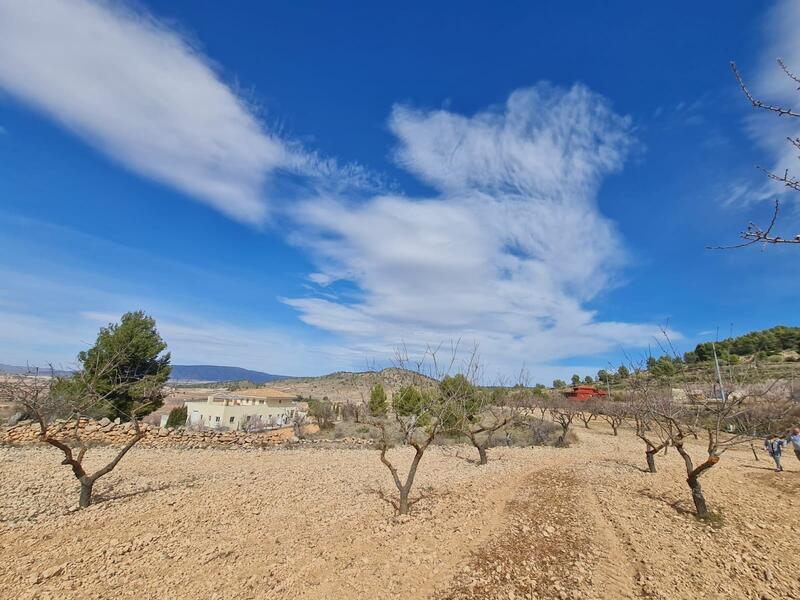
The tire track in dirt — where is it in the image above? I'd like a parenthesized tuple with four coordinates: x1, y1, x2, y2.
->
(579, 485, 639, 599)
(437, 469, 600, 600)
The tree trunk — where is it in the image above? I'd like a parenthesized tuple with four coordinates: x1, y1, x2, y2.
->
(79, 479, 94, 508)
(557, 424, 569, 447)
(687, 476, 708, 518)
(750, 442, 759, 461)
(394, 445, 428, 515)
(398, 488, 410, 515)
(612, 425, 618, 436)
(477, 444, 488, 465)
(645, 449, 657, 473)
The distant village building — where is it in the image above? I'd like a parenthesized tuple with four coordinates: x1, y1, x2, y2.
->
(184, 388, 298, 431)
(565, 385, 607, 402)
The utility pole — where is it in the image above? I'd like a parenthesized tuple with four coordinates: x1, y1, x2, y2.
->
(712, 341, 726, 402)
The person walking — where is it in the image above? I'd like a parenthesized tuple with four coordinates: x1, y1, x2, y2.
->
(789, 427, 800, 463)
(765, 434, 786, 472)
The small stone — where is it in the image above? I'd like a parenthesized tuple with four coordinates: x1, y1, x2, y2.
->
(41, 564, 65, 580)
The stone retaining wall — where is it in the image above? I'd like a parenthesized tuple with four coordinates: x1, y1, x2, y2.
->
(0, 417, 321, 449)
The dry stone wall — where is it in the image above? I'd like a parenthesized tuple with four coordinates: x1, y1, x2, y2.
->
(0, 417, 320, 449)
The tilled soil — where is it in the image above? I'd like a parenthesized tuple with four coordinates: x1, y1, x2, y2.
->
(0, 423, 798, 599)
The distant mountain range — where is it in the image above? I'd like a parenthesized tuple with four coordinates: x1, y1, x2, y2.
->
(0, 363, 286, 384)
(169, 365, 287, 383)
(0, 364, 73, 377)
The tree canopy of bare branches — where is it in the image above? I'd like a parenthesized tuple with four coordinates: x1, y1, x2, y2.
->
(442, 377, 523, 466)
(713, 60, 800, 249)
(366, 344, 481, 515)
(597, 400, 628, 436)
(628, 335, 788, 518)
(548, 396, 580, 447)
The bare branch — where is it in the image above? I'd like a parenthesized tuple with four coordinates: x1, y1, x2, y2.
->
(731, 61, 800, 117)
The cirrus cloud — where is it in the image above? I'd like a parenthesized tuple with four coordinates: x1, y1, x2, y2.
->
(285, 84, 671, 376)
(0, 0, 364, 224)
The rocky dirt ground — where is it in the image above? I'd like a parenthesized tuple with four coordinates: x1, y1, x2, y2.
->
(1, 422, 798, 599)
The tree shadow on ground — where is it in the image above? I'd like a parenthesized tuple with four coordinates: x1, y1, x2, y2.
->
(93, 482, 175, 504)
(93, 475, 200, 504)
(368, 485, 443, 516)
(740, 464, 787, 472)
(637, 489, 695, 517)
(597, 458, 651, 474)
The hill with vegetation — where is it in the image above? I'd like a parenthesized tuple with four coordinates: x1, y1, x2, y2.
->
(549, 326, 800, 390)
(688, 326, 800, 362)
(261, 368, 433, 404)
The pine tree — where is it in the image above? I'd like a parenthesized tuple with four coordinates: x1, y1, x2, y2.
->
(368, 383, 388, 416)
(74, 311, 171, 420)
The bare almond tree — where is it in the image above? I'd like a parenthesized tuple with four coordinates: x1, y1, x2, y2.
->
(712, 60, 800, 249)
(450, 385, 523, 466)
(628, 395, 673, 473)
(548, 395, 579, 447)
(0, 353, 162, 508)
(367, 344, 466, 515)
(577, 400, 598, 429)
(639, 336, 785, 518)
(438, 362, 528, 465)
(597, 400, 628, 436)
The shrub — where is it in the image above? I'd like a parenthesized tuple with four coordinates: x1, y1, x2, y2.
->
(165, 406, 187, 428)
(308, 398, 335, 429)
(501, 420, 562, 447)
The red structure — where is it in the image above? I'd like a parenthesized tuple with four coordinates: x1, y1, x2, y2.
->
(565, 385, 607, 402)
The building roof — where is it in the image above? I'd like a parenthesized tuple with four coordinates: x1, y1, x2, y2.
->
(226, 388, 296, 400)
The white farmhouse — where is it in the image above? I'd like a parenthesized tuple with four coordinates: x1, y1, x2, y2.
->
(184, 388, 298, 431)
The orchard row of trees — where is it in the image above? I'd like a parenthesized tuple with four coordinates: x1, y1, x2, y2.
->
(354, 339, 799, 520)
(4, 314, 798, 524)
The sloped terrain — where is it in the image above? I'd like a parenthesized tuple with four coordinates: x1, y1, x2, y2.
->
(261, 367, 433, 404)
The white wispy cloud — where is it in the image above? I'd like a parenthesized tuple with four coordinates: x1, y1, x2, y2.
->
(0, 0, 366, 224)
(0, 2, 676, 379)
(731, 0, 800, 207)
(285, 84, 672, 378)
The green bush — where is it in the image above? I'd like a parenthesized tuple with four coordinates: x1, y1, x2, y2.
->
(308, 398, 335, 429)
(165, 406, 187, 428)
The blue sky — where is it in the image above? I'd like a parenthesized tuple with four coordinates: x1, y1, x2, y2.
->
(0, 0, 798, 383)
